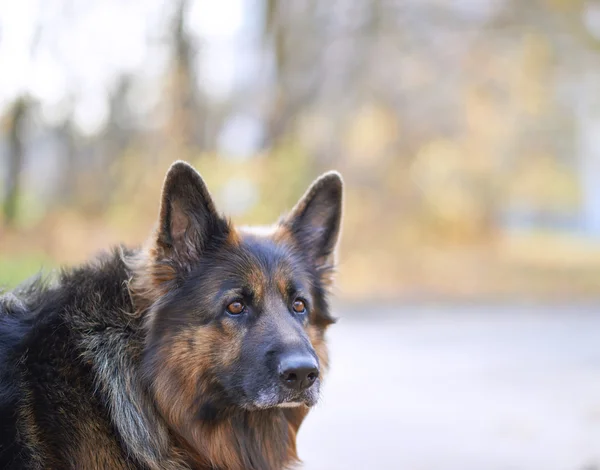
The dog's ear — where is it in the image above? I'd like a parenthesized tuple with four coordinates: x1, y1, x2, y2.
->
(283, 171, 343, 267)
(154, 161, 228, 267)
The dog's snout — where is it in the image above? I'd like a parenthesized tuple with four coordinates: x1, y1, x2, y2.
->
(277, 353, 319, 390)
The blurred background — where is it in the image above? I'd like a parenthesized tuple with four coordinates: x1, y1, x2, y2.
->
(1, 0, 600, 469)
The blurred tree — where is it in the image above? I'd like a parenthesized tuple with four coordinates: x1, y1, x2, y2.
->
(3, 97, 29, 227)
(166, 0, 205, 151)
(55, 98, 78, 207)
(93, 75, 137, 212)
(262, 0, 320, 150)
(263, 0, 286, 147)
(2, 0, 600, 299)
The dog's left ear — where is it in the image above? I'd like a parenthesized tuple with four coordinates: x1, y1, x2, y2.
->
(154, 161, 229, 267)
(283, 171, 343, 267)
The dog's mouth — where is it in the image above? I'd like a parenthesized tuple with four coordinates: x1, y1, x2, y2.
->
(276, 401, 306, 408)
(278, 390, 319, 408)
(245, 384, 320, 410)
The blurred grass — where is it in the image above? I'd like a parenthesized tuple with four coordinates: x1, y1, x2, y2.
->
(0, 253, 55, 290)
(2, 149, 600, 300)
(2, 230, 600, 300)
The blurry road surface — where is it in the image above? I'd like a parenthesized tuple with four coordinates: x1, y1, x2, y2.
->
(298, 303, 600, 470)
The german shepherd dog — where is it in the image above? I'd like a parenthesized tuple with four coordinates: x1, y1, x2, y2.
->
(0, 161, 343, 470)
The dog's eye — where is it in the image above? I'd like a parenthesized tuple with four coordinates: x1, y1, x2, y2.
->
(292, 299, 306, 314)
(226, 301, 245, 315)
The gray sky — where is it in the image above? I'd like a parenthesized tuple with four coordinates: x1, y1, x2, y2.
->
(0, 0, 248, 133)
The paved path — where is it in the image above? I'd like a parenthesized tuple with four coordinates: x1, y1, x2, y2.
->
(297, 304, 600, 470)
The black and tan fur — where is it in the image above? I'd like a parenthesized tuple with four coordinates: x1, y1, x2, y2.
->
(0, 161, 343, 470)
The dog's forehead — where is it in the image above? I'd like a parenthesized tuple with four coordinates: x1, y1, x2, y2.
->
(224, 227, 309, 290)
(237, 224, 278, 238)
(236, 230, 296, 273)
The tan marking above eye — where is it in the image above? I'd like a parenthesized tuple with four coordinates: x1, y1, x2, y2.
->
(227, 301, 245, 315)
(292, 299, 306, 313)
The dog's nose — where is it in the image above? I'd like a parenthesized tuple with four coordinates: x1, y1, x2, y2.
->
(278, 353, 319, 390)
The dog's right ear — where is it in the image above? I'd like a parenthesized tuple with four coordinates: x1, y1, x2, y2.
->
(153, 161, 229, 268)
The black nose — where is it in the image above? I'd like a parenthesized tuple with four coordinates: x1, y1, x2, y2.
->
(278, 353, 319, 390)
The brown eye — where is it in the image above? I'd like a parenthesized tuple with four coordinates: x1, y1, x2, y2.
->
(292, 299, 306, 314)
(227, 301, 245, 315)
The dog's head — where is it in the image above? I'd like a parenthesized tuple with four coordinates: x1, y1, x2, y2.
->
(131, 161, 342, 424)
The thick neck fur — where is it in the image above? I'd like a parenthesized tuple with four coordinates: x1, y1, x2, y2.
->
(175, 408, 304, 470)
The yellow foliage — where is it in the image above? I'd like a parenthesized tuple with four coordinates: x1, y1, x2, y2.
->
(516, 34, 553, 116)
(343, 104, 398, 167)
(507, 153, 579, 209)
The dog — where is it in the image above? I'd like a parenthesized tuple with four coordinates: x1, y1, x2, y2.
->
(0, 161, 343, 470)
